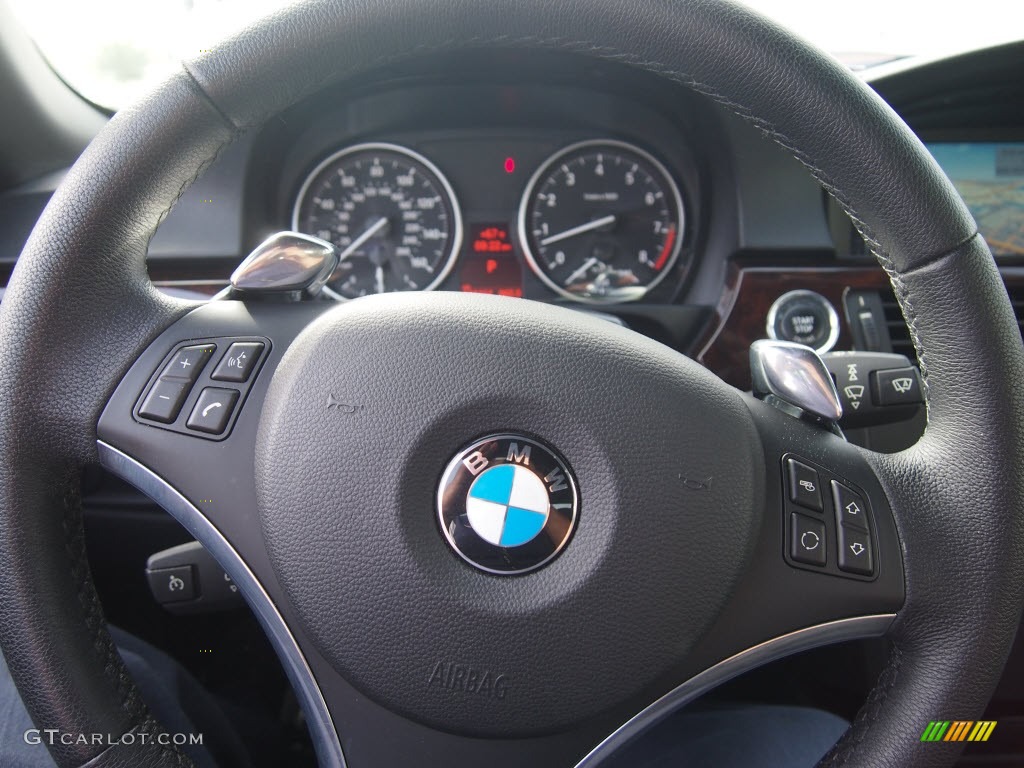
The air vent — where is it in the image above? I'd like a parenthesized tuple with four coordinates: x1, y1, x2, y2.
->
(879, 282, 1024, 363)
(877, 288, 918, 362)
(897, 81, 1024, 133)
(1006, 285, 1024, 339)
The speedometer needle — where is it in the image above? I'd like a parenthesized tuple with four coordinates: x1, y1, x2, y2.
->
(374, 266, 386, 294)
(540, 214, 616, 246)
(339, 217, 389, 261)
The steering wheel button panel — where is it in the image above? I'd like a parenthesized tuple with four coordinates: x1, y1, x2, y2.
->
(786, 458, 823, 511)
(137, 378, 191, 423)
(782, 455, 878, 580)
(211, 341, 265, 382)
(791, 513, 827, 566)
(133, 336, 269, 440)
(186, 388, 240, 435)
(160, 343, 215, 382)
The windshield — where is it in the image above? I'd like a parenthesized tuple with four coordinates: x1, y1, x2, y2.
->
(7, 0, 1024, 110)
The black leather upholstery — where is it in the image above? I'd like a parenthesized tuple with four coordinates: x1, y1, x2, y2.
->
(0, 0, 1021, 766)
(823, 235, 1024, 765)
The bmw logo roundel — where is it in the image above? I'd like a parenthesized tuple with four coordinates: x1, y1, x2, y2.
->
(437, 434, 579, 575)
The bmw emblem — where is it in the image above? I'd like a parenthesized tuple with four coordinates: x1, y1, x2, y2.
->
(437, 434, 579, 574)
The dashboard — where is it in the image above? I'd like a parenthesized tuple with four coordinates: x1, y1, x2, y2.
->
(254, 62, 711, 311)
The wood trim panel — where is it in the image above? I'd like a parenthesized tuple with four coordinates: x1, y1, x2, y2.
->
(697, 263, 890, 390)
(698, 263, 1024, 390)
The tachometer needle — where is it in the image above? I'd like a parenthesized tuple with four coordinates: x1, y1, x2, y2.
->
(339, 217, 389, 261)
(564, 257, 600, 286)
(540, 214, 616, 246)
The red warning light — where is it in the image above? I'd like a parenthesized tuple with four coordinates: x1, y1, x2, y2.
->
(503, 157, 516, 174)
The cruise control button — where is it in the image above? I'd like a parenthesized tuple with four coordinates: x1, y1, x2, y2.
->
(186, 388, 239, 435)
(837, 526, 874, 575)
(147, 565, 196, 603)
(790, 513, 826, 566)
(138, 379, 191, 423)
(161, 344, 215, 382)
(786, 458, 823, 511)
(831, 480, 869, 532)
(873, 366, 923, 406)
(211, 342, 264, 383)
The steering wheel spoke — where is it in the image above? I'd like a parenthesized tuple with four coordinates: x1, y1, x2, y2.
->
(96, 299, 351, 761)
(574, 399, 907, 763)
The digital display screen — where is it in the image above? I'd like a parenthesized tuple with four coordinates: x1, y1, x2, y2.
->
(470, 224, 515, 254)
(927, 143, 1024, 257)
(460, 223, 523, 296)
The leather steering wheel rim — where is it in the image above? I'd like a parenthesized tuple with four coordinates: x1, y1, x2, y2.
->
(2, 0, 1024, 766)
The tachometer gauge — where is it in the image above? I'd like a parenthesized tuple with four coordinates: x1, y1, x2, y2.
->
(292, 143, 462, 299)
(518, 139, 686, 303)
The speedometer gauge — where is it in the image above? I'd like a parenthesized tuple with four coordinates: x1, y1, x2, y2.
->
(518, 139, 685, 304)
(292, 143, 462, 300)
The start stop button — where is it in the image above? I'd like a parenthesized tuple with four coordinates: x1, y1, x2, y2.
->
(767, 290, 839, 353)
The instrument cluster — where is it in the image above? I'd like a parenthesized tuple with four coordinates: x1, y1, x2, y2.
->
(291, 136, 694, 305)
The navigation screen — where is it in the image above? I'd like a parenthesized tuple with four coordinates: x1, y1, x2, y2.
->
(927, 143, 1024, 257)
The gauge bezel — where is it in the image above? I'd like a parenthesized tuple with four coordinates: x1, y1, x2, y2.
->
(517, 138, 687, 305)
(291, 141, 463, 301)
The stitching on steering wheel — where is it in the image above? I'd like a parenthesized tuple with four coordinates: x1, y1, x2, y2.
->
(148, 105, 239, 258)
(61, 471, 147, 718)
(819, 643, 904, 766)
(875, 254, 931, 408)
(65, 483, 192, 762)
(61, 473, 172, 755)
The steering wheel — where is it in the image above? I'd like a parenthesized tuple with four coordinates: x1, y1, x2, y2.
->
(3, 0, 1024, 766)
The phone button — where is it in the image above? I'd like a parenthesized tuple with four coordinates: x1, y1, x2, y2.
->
(186, 388, 240, 435)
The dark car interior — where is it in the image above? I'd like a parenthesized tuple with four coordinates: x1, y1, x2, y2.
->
(2, 1, 1024, 766)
